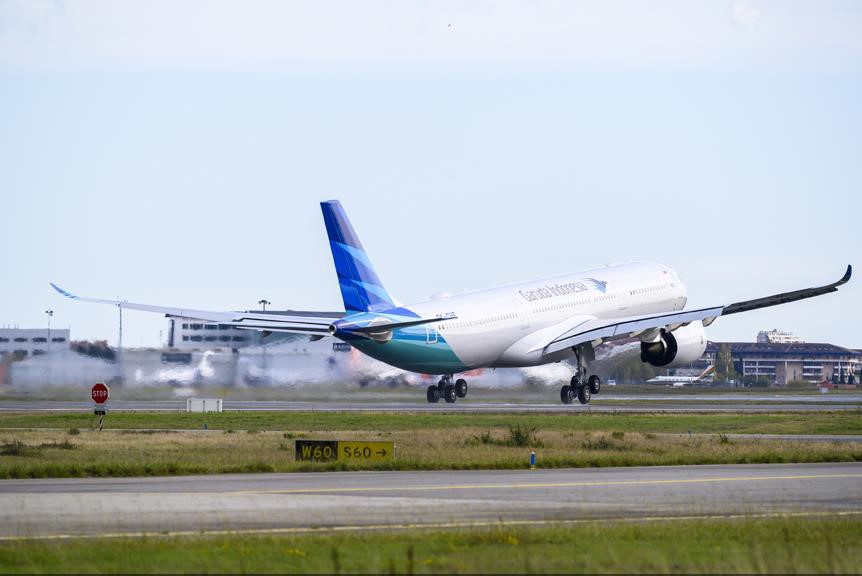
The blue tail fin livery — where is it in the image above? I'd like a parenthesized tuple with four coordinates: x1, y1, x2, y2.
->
(320, 200, 396, 313)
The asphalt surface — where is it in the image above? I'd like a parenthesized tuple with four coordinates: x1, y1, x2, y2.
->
(1, 463, 860, 538)
(2, 397, 861, 413)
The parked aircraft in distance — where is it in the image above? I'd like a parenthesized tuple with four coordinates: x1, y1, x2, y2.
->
(647, 365, 715, 386)
(53, 201, 852, 405)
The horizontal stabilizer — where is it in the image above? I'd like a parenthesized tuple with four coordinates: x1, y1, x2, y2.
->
(335, 315, 455, 336)
(50, 283, 341, 336)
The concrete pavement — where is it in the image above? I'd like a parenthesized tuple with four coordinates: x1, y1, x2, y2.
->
(2, 462, 860, 538)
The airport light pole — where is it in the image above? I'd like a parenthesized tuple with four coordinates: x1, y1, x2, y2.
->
(117, 303, 123, 350)
(257, 300, 271, 381)
(44, 310, 53, 344)
(117, 301, 124, 385)
(45, 310, 53, 386)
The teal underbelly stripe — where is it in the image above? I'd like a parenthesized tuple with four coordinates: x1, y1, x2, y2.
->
(347, 327, 467, 375)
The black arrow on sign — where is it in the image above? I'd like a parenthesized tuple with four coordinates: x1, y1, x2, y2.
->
(376, 449, 387, 456)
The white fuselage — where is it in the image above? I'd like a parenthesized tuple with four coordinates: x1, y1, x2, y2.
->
(396, 261, 687, 371)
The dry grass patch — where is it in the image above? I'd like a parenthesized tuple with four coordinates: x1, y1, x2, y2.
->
(0, 426, 860, 478)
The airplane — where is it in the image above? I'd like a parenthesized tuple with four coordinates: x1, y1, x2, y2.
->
(647, 365, 715, 386)
(51, 200, 852, 405)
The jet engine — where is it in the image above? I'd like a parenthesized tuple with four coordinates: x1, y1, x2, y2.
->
(640, 321, 707, 368)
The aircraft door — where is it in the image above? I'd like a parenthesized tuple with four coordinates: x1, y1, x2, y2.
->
(426, 325, 438, 344)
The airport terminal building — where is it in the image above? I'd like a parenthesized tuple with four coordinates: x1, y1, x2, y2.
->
(0, 328, 70, 358)
(704, 341, 861, 386)
(167, 319, 254, 350)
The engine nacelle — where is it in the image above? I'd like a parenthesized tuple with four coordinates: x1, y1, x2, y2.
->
(640, 321, 707, 368)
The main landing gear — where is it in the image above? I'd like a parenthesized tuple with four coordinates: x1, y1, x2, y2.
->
(560, 348, 601, 405)
(426, 375, 469, 403)
(560, 376, 595, 405)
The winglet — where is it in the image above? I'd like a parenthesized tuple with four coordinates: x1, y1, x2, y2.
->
(837, 264, 852, 287)
(50, 283, 79, 300)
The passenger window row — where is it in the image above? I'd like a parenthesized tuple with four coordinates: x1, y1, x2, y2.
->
(532, 292, 617, 315)
(441, 312, 517, 331)
(630, 283, 671, 296)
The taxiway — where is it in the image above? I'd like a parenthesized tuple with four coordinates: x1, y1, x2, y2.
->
(2, 397, 860, 413)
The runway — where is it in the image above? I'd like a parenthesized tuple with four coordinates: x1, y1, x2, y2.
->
(1, 463, 860, 538)
(2, 397, 861, 413)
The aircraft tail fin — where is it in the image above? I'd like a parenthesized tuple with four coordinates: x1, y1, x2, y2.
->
(320, 200, 396, 313)
(697, 366, 716, 381)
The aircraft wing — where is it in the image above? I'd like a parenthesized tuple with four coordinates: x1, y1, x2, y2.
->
(539, 265, 851, 356)
(50, 283, 341, 336)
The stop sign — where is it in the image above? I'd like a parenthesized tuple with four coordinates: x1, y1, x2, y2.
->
(91, 382, 110, 404)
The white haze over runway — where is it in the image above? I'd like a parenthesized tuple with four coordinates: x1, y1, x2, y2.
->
(4, 336, 646, 397)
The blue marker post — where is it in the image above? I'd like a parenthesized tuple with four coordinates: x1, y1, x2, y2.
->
(530, 451, 536, 471)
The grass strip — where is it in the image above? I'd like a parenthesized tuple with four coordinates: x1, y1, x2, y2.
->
(1, 410, 861, 435)
(1, 516, 859, 573)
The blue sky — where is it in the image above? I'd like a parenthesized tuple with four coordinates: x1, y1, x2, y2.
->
(1, 0, 860, 348)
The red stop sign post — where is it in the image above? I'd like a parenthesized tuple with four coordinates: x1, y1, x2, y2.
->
(91, 382, 110, 404)
(91, 383, 109, 430)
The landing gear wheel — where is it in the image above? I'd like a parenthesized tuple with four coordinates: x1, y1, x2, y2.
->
(578, 385, 591, 405)
(560, 385, 574, 404)
(588, 375, 601, 395)
(570, 375, 581, 388)
(444, 384, 457, 403)
(455, 379, 468, 398)
(426, 385, 441, 403)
